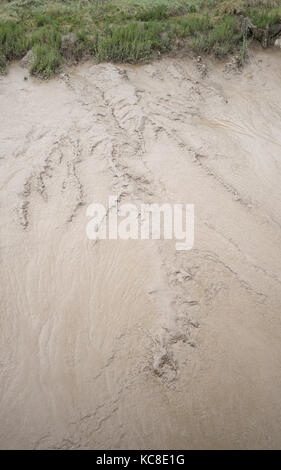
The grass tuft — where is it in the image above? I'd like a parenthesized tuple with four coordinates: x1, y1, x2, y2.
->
(94, 22, 171, 63)
(30, 43, 62, 78)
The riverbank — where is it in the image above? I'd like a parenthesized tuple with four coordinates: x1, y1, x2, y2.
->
(1, 0, 281, 77)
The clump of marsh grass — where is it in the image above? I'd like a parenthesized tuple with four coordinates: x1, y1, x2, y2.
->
(94, 22, 171, 63)
(30, 43, 62, 78)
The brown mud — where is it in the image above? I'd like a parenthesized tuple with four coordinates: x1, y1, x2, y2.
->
(1, 49, 281, 449)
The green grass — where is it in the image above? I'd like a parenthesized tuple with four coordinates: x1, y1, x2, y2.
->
(245, 7, 281, 28)
(0, 0, 280, 77)
(136, 5, 169, 22)
(172, 15, 211, 37)
(94, 22, 171, 62)
(30, 43, 62, 77)
(0, 20, 30, 60)
(205, 15, 243, 56)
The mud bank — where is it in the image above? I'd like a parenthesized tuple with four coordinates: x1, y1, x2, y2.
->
(1, 49, 281, 449)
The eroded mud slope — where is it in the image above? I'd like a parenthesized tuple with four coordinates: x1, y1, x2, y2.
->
(1, 50, 281, 449)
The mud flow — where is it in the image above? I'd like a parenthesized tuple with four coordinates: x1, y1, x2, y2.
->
(1, 50, 281, 449)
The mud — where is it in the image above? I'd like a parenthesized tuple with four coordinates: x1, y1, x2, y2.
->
(1, 49, 281, 449)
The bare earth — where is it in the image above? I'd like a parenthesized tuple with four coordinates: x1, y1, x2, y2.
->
(1, 49, 281, 450)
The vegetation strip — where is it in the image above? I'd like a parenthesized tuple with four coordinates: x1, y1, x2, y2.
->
(0, 0, 281, 77)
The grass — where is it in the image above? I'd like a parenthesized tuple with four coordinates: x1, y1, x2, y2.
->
(30, 43, 62, 78)
(202, 15, 243, 56)
(245, 6, 281, 28)
(0, 20, 30, 60)
(94, 22, 170, 62)
(0, 0, 280, 77)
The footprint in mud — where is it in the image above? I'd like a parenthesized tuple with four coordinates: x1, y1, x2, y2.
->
(151, 314, 199, 385)
(152, 346, 177, 383)
(16, 200, 29, 229)
(169, 268, 193, 286)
